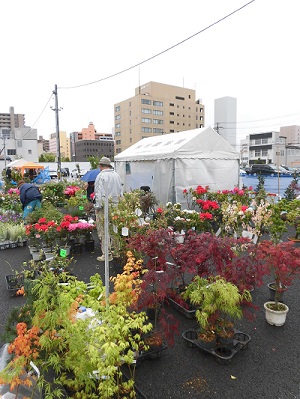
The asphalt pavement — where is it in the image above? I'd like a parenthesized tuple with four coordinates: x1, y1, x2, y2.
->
(0, 237, 300, 399)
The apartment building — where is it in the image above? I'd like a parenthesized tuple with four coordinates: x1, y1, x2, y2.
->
(0, 106, 25, 130)
(70, 122, 114, 161)
(114, 81, 205, 154)
(49, 131, 71, 160)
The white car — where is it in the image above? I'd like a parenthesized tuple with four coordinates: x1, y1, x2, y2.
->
(71, 169, 88, 178)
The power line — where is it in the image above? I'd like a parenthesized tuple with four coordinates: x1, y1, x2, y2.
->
(58, 0, 255, 90)
(21, 93, 53, 139)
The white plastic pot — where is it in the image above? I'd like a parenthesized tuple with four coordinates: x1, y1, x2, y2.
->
(264, 301, 289, 326)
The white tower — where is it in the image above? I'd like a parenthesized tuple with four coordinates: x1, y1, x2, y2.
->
(214, 96, 237, 148)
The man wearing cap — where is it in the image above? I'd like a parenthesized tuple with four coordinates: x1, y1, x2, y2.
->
(18, 180, 43, 219)
(94, 157, 122, 262)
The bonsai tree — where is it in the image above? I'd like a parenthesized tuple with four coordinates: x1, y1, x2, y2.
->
(256, 240, 300, 309)
(183, 276, 251, 342)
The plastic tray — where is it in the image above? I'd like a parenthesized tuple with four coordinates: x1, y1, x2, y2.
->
(5, 274, 24, 291)
(182, 329, 251, 364)
(167, 296, 196, 319)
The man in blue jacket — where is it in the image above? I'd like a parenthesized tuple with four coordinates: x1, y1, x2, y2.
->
(18, 180, 42, 219)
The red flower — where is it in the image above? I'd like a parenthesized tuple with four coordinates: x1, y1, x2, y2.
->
(157, 208, 163, 213)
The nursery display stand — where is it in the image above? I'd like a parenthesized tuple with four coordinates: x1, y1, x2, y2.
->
(182, 328, 251, 364)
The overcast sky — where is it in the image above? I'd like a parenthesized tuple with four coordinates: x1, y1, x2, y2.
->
(1, 0, 299, 146)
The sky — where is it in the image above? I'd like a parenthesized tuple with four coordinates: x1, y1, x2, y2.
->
(1, 0, 300, 147)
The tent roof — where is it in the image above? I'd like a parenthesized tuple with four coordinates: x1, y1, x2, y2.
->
(114, 127, 239, 161)
(6, 159, 29, 168)
(13, 161, 44, 176)
(14, 161, 44, 170)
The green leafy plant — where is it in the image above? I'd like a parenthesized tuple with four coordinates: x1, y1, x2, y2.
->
(183, 276, 251, 338)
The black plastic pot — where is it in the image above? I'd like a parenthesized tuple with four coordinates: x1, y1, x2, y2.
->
(268, 282, 286, 302)
(85, 240, 95, 252)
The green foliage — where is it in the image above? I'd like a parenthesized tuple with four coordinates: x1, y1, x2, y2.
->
(25, 202, 64, 225)
(0, 270, 151, 398)
(183, 276, 251, 331)
(39, 153, 56, 162)
(283, 173, 300, 201)
(255, 174, 267, 203)
(87, 156, 100, 170)
(40, 181, 67, 204)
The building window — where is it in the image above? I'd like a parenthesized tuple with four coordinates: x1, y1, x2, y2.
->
(170, 129, 175, 133)
(153, 119, 163, 124)
(130, 138, 132, 143)
(153, 100, 163, 106)
(170, 121, 175, 124)
(169, 103, 174, 106)
(280, 150, 284, 156)
(115, 132, 121, 137)
(262, 138, 268, 144)
(255, 150, 261, 157)
(116, 140, 121, 145)
(200, 108, 203, 112)
(175, 96, 185, 100)
(115, 123, 120, 128)
(262, 149, 268, 156)
(170, 112, 174, 115)
(142, 127, 152, 132)
(115, 115, 120, 120)
(153, 110, 163, 115)
(7, 149, 16, 155)
(116, 148, 121, 154)
(28, 149, 32, 154)
(142, 108, 152, 114)
(142, 118, 152, 123)
(153, 128, 163, 133)
(141, 98, 151, 105)
(115, 105, 120, 112)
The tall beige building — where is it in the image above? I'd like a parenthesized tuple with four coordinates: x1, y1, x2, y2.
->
(49, 131, 71, 160)
(114, 81, 205, 154)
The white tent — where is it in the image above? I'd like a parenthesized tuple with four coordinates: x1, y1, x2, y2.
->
(114, 127, 240, 206)
(6, 159, 29, 168)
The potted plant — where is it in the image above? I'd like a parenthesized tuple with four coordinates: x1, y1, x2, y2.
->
(256, 240, 300, 326)
(182, 276, 251, 346)
(0, 265, 151, 398)
(128, 227, 180, 347)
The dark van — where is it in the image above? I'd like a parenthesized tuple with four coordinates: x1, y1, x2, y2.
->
(250, 164, 279, 176)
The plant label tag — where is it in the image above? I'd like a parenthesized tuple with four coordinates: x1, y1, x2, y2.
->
(252, 234, 258, 244)
(138, 218, 145, 226)
(113, 225, 118, 233)
(242, 230, 253, 239)
(121, 227, 129, 236)
(60, 249, 67, 257)
(135, 208, 142, 216)
(79, 206, 84, 210)
(216, 228, 221, 237)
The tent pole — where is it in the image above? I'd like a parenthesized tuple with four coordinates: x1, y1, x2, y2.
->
(172, 158, 176, 203)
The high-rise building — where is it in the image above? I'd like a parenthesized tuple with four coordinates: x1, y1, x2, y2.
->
(49, 131, 71, 160)
(114, 81, 205, 154)
(70, 122, 114, 161)
(214, 96, 237, 148)
(0, 106, 25, 131)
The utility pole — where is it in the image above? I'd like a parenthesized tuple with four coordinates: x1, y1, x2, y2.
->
(52, 84, 62, 181)
(214, 122, 224, 134)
